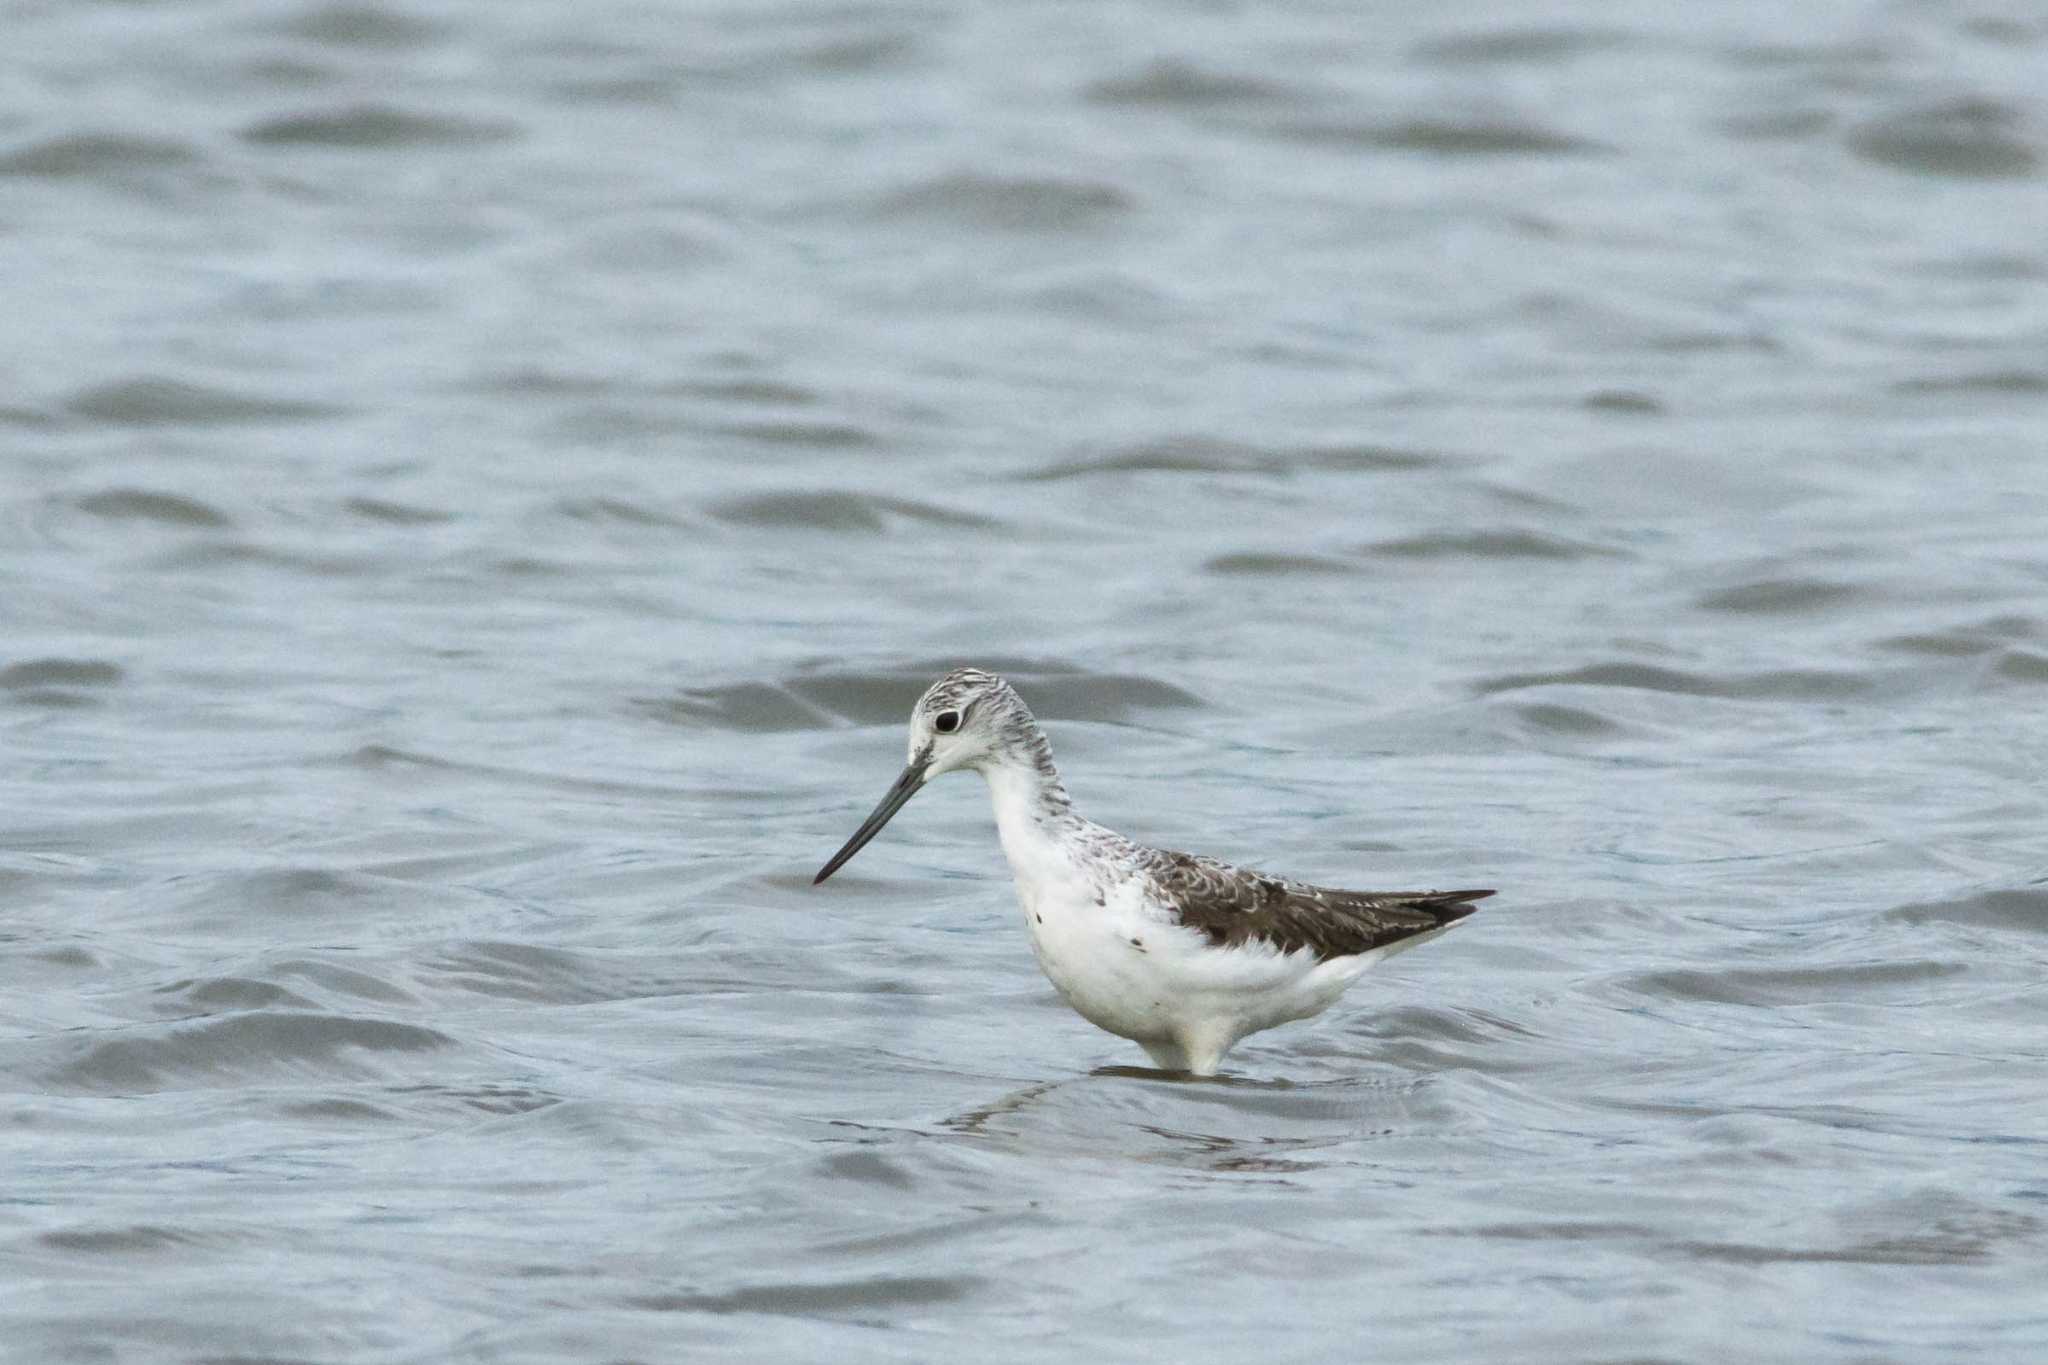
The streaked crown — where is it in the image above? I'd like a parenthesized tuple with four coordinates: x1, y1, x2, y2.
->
(917, 666, 1010, 718)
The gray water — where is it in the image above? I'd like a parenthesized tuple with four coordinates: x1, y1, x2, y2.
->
(4, 1, 2047, 1360)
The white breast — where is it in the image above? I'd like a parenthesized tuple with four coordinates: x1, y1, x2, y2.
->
(1016, 872, 1181, 1045)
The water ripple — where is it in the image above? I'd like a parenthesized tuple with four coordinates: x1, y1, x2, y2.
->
(1203, 551, 1360, 577)
(26, 1012, 459, 1096)
(280, 2, 445, 49)
(1476, 661, 1875, 702)
(1696, 577, 1864, 614)
(1886, 886, 2048, 934)
(870, 172, 1134, 232)
(73, 488, 230, 525)
(1620, 960, 1967, 1007)
(0, 658, 124, 690)
(1848, 98, 2039, 179)
(1272, 115, 1605, 155)
(1023, 436, 1442, 481)
(1083, 60, 1298, 110)
(627, 1274, 980, 1317)
(1412, 26, 1637, 64)
(1364, 528, 1622, 561)
(709, 491, 993, 532)
(64, 378, 343, 427)
(242, 103, 522, 148)
(0, 132, 205, 178)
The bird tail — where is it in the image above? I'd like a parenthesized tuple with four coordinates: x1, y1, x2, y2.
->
(1404, 888, 1493, 927)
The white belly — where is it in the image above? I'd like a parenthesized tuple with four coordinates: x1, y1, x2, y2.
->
(1016, 875, 1363, 1047)
(1018, 878, 1183, 1044)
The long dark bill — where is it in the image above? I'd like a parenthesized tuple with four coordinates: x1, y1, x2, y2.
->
(813, 756, 930, 884)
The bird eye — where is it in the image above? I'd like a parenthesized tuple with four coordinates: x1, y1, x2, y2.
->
(933, 710, 961, 734)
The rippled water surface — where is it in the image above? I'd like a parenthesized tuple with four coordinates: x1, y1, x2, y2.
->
(5, 1, 2048, 1360)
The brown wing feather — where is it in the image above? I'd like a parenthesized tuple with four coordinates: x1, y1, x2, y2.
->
(1143, 849, 1490, 961)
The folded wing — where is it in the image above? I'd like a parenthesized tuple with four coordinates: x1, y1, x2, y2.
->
(1142, 848, 1491, 961)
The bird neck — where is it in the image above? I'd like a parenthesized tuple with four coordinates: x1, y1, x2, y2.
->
(980, 745, 1076, 881)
